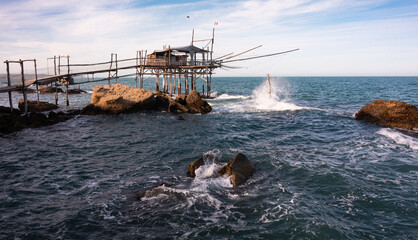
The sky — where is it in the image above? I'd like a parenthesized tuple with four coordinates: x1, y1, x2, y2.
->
(0, 0, 417, 76)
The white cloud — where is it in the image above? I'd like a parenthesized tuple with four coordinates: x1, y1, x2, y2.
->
(0, 0, 417, 76)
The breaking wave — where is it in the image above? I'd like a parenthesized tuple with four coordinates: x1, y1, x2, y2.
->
(377, 128, 418, 150)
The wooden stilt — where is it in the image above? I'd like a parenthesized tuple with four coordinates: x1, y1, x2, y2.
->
(170, 72, 173, 96)
(178, 73, 181, 94)
(20, 60, 27, 114)
(139, 67, 144, 88)
(162, 70, 166, 93)
(185, 73, 188, 95)
(34, 60, 39, 104)
(55, 80, 58, 106)
(156, 73, 159, 92)
(66, 84, 69, 106)
(191, 73, 194, 91)
(6, 61, 13, 113)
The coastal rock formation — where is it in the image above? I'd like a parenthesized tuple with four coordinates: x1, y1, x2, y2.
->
(355, 100, 418, 130)
(0, 108, 77, 134)
(18, 100, 58, 112)
(137, 183, 173, 200)
(187, 153, 219, 178)
(186, 90, 212, 114)
(81, 84, 211, 115)
(219, 153, 256, 187)
(40, 86, 63, 94)
(82, 84, 156, 114)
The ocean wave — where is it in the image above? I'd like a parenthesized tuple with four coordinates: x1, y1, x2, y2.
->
(377, 128, 418, 150)
(209, 79, 311, 113)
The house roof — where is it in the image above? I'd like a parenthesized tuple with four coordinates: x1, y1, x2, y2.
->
(151, 45, 208, 55)
(171, 45, 208, 53)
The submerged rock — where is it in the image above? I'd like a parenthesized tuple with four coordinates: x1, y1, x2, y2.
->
(218, 153, 255, 187)
(81, 84, 211, 115)
(68, 88, 87, 94)
(18, 100, 58, 112)
(137, 183, 173, 200)
(187, 152, 219, 178)
(40, 86, 63, 94)
(15, 87, 36, 94)
(355, 100, 418, 131)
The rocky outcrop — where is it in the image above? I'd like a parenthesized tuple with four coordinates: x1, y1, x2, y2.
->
(0, 110, 78, 134)
(218, 153, 256, 187)
(68, 89, 87, 94)
(137, 183, 173, 200)
(40, 86, 63, 94)
(186, 90, 212, 114)
(355, 100, 418, 131)
(81, 84, 211, 115)
(82, 84, 156, 114)
(186, 152, 255, 187)
(18, 100, 58, 112)
(187, 157, 205, 178)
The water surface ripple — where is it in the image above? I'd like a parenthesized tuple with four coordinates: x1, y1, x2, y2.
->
(0, 77, 417, 239)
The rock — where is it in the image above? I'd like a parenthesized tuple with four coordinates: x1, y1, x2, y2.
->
(355, 100, 418, 130)
(40, 86, 63, 94)
(0, 109, 74, 134)
(18, 100, 58, 112)
(82, 84, 211, 115)
(137, 183, 173, 200)
(0, 106, 20, 114)
(185, 90, 212, 114)
(218, 153, 255, 187)
(168, 97, 192, 113)
(187, 152, 219, 178)
(178, 115, 185, 121)
(175, 94, 187, 105)
(187, 157, 205, 178)
(15, 87, 36, 93)
(82, 84, 157, 114)
(67, 88, 87, 94)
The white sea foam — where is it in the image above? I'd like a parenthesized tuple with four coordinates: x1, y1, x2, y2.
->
(377, 128, 418, 150)
(215, 94, 250, 100)
(209, 78, 309, 113)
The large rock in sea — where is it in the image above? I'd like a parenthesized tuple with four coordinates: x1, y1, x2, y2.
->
(18, 100, 58, 112)
(219, 153, 255, 187)
(82, 84, 156, 114)
(81, 84, 212, 115)
(355, 100, 418, 130)
(186, 90, 212, 114)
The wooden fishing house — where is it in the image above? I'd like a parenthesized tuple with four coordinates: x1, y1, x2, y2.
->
(0, 28, 299, 114)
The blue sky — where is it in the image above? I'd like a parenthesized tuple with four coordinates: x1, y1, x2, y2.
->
(0, 0, 417, 76)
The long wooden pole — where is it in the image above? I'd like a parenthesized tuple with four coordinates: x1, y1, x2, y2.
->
(34, 60, 39, 103)
(170, 71, 172, 96)
(6, 61, 13, 113)
(20, 60, 27, 114)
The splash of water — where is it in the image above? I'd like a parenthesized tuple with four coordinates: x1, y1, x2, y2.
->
(252, 77, 305, 111)
(377, 128, 418, 150)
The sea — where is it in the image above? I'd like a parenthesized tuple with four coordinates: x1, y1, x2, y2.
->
(0, 76, 417, 239)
